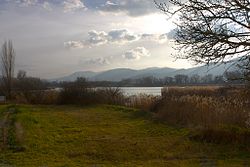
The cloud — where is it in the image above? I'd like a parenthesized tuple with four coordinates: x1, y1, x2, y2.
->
(87, 30, 109, 46)
(1, 0, 167, 16)
(1, 0, 87, 12)
(83, 57, 111, 65)
(86, 29, 138, 45)
(123, 47, 150, 60)
(64, 41, 85, 49)
(141, 33, 168, 43)
(15, 0, 38, 6)
(64, 29, 138, 48)
(42, 1, 52, 11)
(58, 0, 167, 16)
(98, 0, 160, 17)
(65, 29, 170, 49)
(107, 29, 138, 43)
(2, 0, 53, 10)
(63, 0, 86, 12)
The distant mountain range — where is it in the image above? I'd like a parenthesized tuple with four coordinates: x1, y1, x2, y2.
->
(51, 61, 238, 82)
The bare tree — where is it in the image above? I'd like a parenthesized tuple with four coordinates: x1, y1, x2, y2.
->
(17, 70, 26, 79)
(155, 0, 250, 81)
(1, 40, 15, 99)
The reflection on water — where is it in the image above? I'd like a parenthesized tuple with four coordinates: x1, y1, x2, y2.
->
(53, 87, 163, 96)
(120, 87, 162, 96)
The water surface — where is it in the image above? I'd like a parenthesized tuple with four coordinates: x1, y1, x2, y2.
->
(120, 87, 162, 96)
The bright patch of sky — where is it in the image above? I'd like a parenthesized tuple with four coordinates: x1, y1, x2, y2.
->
(0, 0, 192, 78)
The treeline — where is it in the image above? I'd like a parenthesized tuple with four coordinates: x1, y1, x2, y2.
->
(0, 69, 244, 98)
(51, 70, 245, 88)
(0, 70, 48, 95)
(1, 70, 244, 96)
(0, 74, 125, 105)
(119, 71, 244, 87)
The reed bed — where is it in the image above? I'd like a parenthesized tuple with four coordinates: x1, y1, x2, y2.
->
(154, 86, 250, 143)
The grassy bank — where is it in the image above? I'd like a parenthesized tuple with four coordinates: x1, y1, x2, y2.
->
(0, 105, 249, 166)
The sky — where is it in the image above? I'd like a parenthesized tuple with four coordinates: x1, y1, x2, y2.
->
(0, 0, 193, 79)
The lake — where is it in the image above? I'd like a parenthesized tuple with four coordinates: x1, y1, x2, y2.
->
(52, 87, 164, 96)
(119, 87, 163, 96)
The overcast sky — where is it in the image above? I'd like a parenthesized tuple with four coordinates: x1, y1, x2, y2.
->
(0, 0, 192, 79)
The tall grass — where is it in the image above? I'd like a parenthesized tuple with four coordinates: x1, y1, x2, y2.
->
(154, 86, 250, 144)
(157, 86, 250, 127)
(125, 94, 160, 111)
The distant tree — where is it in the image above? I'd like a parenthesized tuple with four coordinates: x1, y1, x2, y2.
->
(61, 77, 88, 93)
(15, 71, 47, 99)
(119, 79, 134, 86)
(14, 73, 48, 104)
(17, 70, 27, 79)
(75, 77, 88, 89)
(190, 74, 200, 84)
(155, 0, 250, 81)
(214, 75, 225, 84)
(164, 77, 174, 85)
(175, 75, 189, 84)
(143, 77, 155, 86)
(60, 77, 91, 104)
(1, 40, 15, 99)
(224, 71, 244, 84)
(202, 74, 213, 84)
(135, 77, 155, 86)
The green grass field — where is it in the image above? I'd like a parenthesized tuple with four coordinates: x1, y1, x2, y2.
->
(0, 105, 249, 166)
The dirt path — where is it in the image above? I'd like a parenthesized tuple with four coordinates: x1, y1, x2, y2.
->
(0, 107, 23, 151)
(0, 112, 11, 150)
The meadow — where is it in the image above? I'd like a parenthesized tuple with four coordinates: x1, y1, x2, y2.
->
(0, 104, 250, 167)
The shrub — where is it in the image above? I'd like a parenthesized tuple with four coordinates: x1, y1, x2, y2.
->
(13, 90, 60, 105)
(59, 85, 126, 105)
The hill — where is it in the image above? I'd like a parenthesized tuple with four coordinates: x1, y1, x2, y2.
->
(52, 61, 237, 82)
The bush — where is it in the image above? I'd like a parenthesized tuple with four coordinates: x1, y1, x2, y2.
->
(59, 85, 126, 105)
(13, 90, 60, 105)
